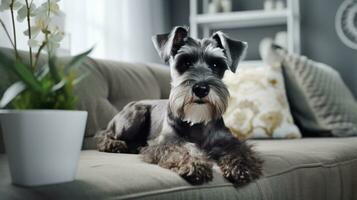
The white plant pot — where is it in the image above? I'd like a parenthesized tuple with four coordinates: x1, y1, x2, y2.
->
(0, 110, 87, 187)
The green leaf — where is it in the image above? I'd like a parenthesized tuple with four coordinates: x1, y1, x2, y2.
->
(0, 81, 26, 108)
(73, 70, 90, 85)
(0, 50, 43, 93)
(64, 47, 93, 74)
(13, 60, 44, 93)
(51, 79, 67, 92)
(35, 64, 50, 80)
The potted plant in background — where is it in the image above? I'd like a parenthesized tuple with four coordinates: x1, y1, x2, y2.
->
(0, 0, 92, 186)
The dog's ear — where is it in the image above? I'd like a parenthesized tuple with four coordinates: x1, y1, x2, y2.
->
(211, 31, 247, 73)
(152, 26, 189, 63)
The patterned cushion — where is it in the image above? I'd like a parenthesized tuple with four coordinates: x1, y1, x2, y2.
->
(223, 64, 301, 139)
(262, 42, 357, 137)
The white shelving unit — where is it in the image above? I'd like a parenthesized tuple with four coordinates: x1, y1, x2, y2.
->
(190, 0, 301, 56)
(195, 10, 288, 29)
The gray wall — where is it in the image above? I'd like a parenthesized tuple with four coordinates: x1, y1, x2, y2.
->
(169, 0, 357, 98)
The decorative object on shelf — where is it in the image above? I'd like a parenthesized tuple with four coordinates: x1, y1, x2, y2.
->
(335, 0, 357, 50)
(221, 0, 232, 13)
(264, 0, 274, 11)
(259, 38, 283, 66)
(275, 31, 288, 48)
(207, 0, 232, 14)
(275, 0, 285, 10)
(208, 0, 220, 13)
(0, 0, 92, 186)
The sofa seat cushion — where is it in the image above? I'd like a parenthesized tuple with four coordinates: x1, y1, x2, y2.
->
(1, 138, 357, 200)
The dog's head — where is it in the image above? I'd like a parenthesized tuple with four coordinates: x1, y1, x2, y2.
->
(153, 26, 247, 125)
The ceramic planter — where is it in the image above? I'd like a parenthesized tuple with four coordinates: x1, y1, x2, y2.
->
(0, 110, 87, 186)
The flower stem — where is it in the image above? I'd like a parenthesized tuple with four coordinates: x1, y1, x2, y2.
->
(46, 0, 51, 58)
(33, 41, 47, 68)
(10, 0, 19, 58)
(25, 0, 33, 70)
(33, 0, 52, 70)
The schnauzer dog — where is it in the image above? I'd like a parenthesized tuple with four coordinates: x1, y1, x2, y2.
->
(95, 26, 263, 186)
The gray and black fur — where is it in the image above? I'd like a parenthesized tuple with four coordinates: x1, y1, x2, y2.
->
(95, 26, 263, 186)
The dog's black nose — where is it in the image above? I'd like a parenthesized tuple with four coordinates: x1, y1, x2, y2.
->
(193, 83, 210, 98)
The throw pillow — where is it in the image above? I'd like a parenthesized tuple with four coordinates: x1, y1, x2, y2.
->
(264, 42, 357, 137)
(223, 64, 301, 139)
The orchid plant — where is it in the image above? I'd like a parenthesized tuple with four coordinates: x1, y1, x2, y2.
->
(0, 0, 92, 109)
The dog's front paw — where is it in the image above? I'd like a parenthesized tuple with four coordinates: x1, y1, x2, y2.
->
(140, 144, 213, 185)
(159, 150, 213, 185)
(97, 135, 128, 153)
(219, 154, 263, 186)
(177, 156, 213, 185)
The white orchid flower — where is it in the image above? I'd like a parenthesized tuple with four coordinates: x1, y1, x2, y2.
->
(35, 0, 60, 17)
(17, 2, 36, 22)
(34, 15, 50, 31)
(46, 29, 64, 53)
(27, 38, 41, 48)
(47, 0, 60, 15)
(0, 0, 12, 11)
(30, 0, 62, 32)
(23, 26, 41, 38)
(2, 0, 64, 54)
(49, 30, 64, 42)
(0, 0, 23, 11)
(47, 11, 64, 31)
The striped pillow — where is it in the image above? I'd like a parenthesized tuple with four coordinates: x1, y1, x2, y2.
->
(269, 47, 357, 136)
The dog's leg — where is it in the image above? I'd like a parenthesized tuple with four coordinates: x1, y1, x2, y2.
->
(140, 142, 213, 185)
(203, 125, 263, 186)
(95, 101, 151, 153)
(217, 140, 262, 186)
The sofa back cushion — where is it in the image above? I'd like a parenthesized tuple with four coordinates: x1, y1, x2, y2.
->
(75, 58, 170, 149)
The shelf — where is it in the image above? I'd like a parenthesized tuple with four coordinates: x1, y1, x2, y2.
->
(194, 10, 289, 29)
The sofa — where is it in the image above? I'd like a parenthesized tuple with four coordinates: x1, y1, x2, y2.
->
(1, 57, 357, 200)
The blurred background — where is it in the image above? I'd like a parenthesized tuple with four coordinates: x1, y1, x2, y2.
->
(0, 0, 356, 97)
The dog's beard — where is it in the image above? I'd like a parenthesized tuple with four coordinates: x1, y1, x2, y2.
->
(169, 79, 229, 125)
(183, 100, 212, 125)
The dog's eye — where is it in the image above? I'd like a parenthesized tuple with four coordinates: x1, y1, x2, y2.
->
(180, 61, 192, 72)
(207, 58, 225, 69)
(175, 54, 197, 73)
(185, 61, 192, 67)
(206, 58, 227, 78)
(208, 61, 224, 70)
